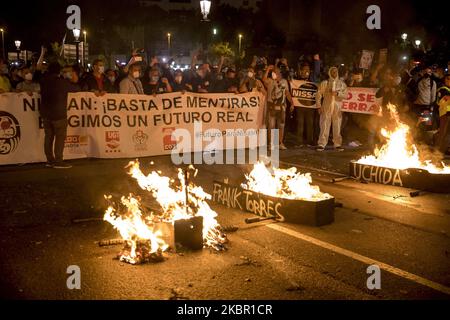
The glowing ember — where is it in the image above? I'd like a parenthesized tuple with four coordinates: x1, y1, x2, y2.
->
(241, 162, 332, 201)
(104, 160, 227, 264)
(357, 104, 450, 174)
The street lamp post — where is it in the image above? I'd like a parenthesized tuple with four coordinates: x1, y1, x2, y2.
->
(0, 28, 5, 61)
(83, 30, 87, 67)
(14, 40, 21, 61)
(401, 33, 408, 41)
(73, 28, 80, 64)
(200, 0, 211, 21)
(238, 34, 243, 57)
(167, 33, 171, 55)
(415, 39, 421, 48)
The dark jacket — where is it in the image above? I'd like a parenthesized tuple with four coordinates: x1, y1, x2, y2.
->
(81, 72, 116, 93)
(40, 74, 80, 121)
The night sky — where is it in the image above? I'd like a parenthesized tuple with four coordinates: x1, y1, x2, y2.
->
(0, 0, 448, 57)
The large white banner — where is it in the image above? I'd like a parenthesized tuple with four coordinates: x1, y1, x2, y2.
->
(0, 92, 265, 165)
(338, 87, 381, 115)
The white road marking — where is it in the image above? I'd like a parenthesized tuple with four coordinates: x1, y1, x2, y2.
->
(266, 223, 450, 296)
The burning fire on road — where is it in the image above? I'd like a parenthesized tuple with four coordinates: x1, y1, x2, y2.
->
(241, 162, 333, 201)
(104, 160, 227, 264)
(351, 104, 450, 192)
(212, 162, 335, 226)
(356, 104, 450, 174)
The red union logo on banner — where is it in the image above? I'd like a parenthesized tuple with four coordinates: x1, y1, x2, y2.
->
(105, 131, 120, 151)
(163, 127, 177, 151)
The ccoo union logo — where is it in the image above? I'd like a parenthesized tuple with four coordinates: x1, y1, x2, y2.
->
(163, 127, 177, 151)
(0, 111, 21, 155)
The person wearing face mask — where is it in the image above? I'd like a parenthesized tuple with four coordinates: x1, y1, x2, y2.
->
(39, 63, 80, 169)
(239, 67, 265, 94)
(105, 69, 119, 93)
(414, 67, 437, 113)
(171, 70, 190, 93)
(81, 59, 115, 95)
(412, 67, 437, 140)
(190, 53, 211, 93)
(0, 59, 12, 93)
(293, 62, 316, 148)
(119, 64, 144, 94)
(143, 68, 172, 96)
(263, 65, 294, 150)
(316, 67, 348, 152)
(16, 67, 40, 95)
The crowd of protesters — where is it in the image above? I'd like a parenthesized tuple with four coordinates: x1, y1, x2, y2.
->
(0, 46, 449, 167)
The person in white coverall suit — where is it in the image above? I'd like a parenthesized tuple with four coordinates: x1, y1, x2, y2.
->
(316, 67, 348, 151)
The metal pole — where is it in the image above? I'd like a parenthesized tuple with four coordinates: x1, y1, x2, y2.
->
(1, 30, 5, 61)
(75, 42, 79, 64)
(83, 32, 87, 67)
(238, 36, 242, 57)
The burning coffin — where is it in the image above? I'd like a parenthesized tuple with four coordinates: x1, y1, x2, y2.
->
(351, 104, 450, 192)
(349, 161, 450, 193)
(211, 162, 335, 227)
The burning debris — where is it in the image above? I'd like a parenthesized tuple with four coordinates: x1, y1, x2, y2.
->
(212, 162, 335, 226)
(104, 160, 227, 264)
(241, 162, 332, 201)
(357, 104, 450, 174)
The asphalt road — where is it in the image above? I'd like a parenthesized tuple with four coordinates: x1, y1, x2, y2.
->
(0, 148, 449, 300)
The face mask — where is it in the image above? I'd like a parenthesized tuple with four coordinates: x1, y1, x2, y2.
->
(248, 71, 254, 78)
(133, 71, 140, 79)
(394, 76, 401, 86)
(175, 76, 182, 83)
(271, 72, 278, 80)
(151, 76, 159, 82)
(25, 73, 33, 81)
(64, 72, 73, 80)
(108, 76, 116, 83)
(98, 66, 105, 74)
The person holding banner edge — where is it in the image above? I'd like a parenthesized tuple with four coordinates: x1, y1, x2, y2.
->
(39, 62, 80, 169)
(316, 67, 347, 152)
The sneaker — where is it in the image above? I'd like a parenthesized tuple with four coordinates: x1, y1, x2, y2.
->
(45, 162, 55, 168)
(316, 146, 325, 152)
(53, 162, 72, 169)
(334, 146, 345, 152)
(295, 144, 305, 149)
(279, 144, 288, 150)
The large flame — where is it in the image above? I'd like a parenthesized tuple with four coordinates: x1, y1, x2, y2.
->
(104, 160, 226, 264)
(357, 104, 450, 174)
(241, 162, 332, 201)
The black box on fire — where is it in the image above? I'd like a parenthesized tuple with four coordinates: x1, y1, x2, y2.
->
(349, 161, 450, 193)
(155, 216, 204, 251)
(211, 181, 335, 227)
(174, 216, 204, 250)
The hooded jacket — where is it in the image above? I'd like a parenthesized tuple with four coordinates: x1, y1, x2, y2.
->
(316, 67, 347, 111)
